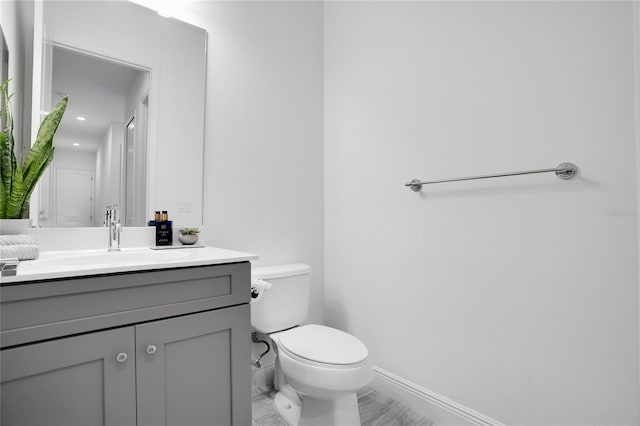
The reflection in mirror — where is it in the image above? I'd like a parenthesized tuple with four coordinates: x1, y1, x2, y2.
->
(0, 27, 8, 85)
(124, 99, 148, 227)
(38, 46, 149, 227)
(0, 27, 8, 133)
(33, 0, 207, 228)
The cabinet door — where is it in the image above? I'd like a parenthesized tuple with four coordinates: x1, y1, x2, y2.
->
(1, 327, 136, 426)
(136, 305, 251, 426)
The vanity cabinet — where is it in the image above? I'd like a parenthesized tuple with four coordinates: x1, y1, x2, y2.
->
(1, 327, 137, 426)
(0, 262, 251, 426)
(136, 306, 248, 426)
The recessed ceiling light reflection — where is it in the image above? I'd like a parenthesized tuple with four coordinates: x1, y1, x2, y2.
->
(72, 143, 80, 147)
(76, 116, 86, 121)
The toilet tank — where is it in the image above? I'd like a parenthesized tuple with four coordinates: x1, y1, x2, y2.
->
(251, 263, 311, 334)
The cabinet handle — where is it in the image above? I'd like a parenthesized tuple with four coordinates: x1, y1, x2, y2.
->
(146, 345, 157, 355)
(116, 352, 128, 363)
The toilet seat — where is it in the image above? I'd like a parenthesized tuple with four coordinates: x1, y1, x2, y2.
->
(275, 324, 368, 366)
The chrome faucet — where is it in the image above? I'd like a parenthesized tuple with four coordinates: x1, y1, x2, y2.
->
(106, 205, 121, 251)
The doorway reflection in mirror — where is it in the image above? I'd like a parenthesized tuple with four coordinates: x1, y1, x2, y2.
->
(38, 46, 149, 227)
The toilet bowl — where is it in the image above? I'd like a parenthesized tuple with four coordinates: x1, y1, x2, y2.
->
(272, 325, 373, 425)
(251, 264, 373, 425)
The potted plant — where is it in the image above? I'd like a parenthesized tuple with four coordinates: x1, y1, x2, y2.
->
(0, 80, 68, 233)
(178, 227, 200, 245)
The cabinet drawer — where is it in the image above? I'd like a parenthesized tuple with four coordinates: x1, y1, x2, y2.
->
(1, 262, 250, 348)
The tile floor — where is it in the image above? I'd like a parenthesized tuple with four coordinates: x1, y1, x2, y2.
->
(252, 386, 434, 426)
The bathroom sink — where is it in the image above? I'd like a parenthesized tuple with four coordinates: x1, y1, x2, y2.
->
(34, 249, 192, 267)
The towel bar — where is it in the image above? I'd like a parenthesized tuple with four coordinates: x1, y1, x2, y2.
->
(405, 162, 577, 192)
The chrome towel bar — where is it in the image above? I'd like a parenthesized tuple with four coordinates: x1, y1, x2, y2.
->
(405, 162, 578, 192)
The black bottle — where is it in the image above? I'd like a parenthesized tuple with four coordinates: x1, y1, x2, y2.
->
(155, 211, 172, 246)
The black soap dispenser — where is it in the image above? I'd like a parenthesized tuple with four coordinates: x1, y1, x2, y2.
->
(155, 210, 173, 246)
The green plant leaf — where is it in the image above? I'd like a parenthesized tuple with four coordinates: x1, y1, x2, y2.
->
(18, 147, 54, 217)
(23, 96, 67, 187)
(18, 96, 67, 217)
(5, 164, 23, 219)
(0, 179, 6, 218)
(0, 81, 17, 207)
(0, 82, 67, 219)
(0, 131, 12, 196)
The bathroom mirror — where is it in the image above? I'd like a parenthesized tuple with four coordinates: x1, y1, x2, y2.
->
(33, 0, 207, 227)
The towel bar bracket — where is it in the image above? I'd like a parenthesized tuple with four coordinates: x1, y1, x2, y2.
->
(555, 162, 578, 180)
(406, 162, 578, 192)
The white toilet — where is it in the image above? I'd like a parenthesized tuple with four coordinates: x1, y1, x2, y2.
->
(251, 263, 373, 426)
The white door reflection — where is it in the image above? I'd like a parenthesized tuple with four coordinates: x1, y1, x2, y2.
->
(55, 168, 93, 227)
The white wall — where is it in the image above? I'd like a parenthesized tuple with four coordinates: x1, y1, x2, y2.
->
(124, 71, 149, 226)
(53, 148, 95, 175)
(0, 0, 33, 163)
(94, 123, 123, 226)
(94, 127, 108, 225)
(124, 71, 148, 121)
(325, 2, 639, 425)
(204, 0, 323, 324)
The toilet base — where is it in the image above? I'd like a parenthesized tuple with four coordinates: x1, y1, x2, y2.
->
(274, 388, 361, 426)
(299, 393, 361, 426)
(274, 386, 301, 425)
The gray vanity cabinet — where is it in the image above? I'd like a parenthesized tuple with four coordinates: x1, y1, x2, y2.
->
(136, 305, 251, 426)
(1, 327, 137, 426)
(0, 262, 251, 426)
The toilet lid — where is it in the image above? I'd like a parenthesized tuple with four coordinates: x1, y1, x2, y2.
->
(277, 324, 368, 365)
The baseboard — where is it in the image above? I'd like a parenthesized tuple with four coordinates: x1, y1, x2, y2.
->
(371, 366, 504, 426)
(252, 363, 275, 391)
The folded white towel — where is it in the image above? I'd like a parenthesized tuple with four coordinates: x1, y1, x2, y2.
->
(0, 244, 39, 260)
(0, 234, 38, 246)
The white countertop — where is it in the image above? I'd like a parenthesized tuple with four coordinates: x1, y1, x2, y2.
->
(1, 246, 258, 284)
